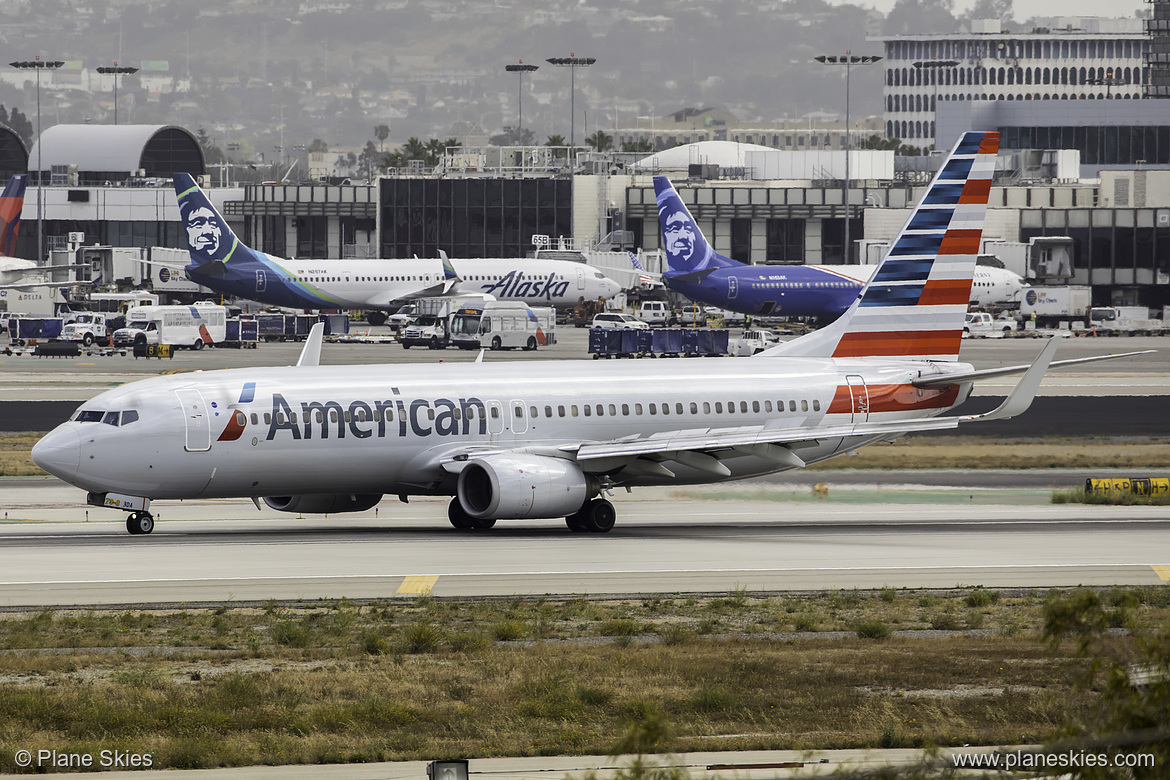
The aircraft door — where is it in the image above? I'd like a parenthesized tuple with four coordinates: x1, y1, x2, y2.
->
(509, 400, 527, 434)
(255, 270, 266, 293)
(175, 389, 211, 452)
(487, 401, 504, 436)
(576, 267, 586, 290)
(845, 375, 869, 424)
(728, 276, 739, 300)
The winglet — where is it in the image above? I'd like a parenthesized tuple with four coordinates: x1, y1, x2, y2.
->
(964, 337, 1058, 422)
(297, 322, 325, 367)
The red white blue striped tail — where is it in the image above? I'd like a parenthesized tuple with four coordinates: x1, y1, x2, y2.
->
(763, 130, 999, 362)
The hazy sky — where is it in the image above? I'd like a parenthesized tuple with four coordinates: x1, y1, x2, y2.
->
(854, 0, 1146, 22)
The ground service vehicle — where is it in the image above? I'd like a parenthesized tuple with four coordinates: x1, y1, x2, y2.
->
(1088, 306, 1167, 335)
(962, 312, 1016, 338)
(59, 313, 113, 346)
(400, 298, 459, 349)
(729, 329, 782, 356)
(450, 301, 555, 350)
(113, 304, 227, 349)
(1018, 286, 1091, 329)
(636, 301, 673, 326)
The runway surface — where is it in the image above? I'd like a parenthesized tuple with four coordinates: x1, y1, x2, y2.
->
(2, 481, 1168, 607)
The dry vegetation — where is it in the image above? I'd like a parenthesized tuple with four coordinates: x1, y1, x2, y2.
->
(0, 433, 44, 476)
(0, 586, 1167, 772)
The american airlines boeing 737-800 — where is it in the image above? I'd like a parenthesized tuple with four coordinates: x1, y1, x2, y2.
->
(172, 174, 621, 320)
(34, 133, 1144, 535)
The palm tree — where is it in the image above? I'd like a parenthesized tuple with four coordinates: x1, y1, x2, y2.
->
(402, 137, 428, 162)
(374, 124, 390, 152)
(585, 130, 613, 152)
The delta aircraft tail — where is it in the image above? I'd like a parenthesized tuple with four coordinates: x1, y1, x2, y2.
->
(0, 174, 28, 257)
(760, 130, 1000, 362)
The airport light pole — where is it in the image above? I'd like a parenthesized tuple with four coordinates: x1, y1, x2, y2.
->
(504, 61, 538, 145)
(814, 52, 881, 264)
(10, 56, 64, 263)
(96, 63, 139, 125)
(546, 55, 594, 243)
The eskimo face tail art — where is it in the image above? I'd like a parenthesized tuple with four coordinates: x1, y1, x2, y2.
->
(653, 178, 738, 277)
(0, 174, 28, 257)
(174, 173, 242, 267)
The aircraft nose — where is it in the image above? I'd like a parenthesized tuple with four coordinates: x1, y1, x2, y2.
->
(31, 427, 81, 479)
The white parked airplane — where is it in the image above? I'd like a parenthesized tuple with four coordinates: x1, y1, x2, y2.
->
(34, 132, 1145, 535)
(171, 174, 621, 322)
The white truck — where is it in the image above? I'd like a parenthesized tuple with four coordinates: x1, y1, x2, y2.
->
(1018, 285, 1091, 330)
(450, 301, 555, 350)
(729, 329, 782, 356)
(636, 301, 673, 326)
(963, 312, 1017, 338)
(400, 298, 457, 349)
(1089, 306, 1168, 336)
(59, 312, 113, 346)
(113, 303, 227, 350)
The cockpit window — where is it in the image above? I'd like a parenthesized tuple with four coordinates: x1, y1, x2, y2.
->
(76, 410, 104, 423)
(75, 409, 139, 425)
(121, 410, 139, 425)
(102, 412, 120, 426)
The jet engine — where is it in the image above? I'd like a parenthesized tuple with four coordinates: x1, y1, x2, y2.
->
(457, 453, 589, 520)
(262, 494, 383, 514)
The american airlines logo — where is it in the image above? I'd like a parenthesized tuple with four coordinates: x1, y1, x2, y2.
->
(264, 392, 489, 441)
(481, 270, 571, 301)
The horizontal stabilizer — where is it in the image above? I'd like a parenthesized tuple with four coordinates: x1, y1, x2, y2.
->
(914, 348, 1155, 388)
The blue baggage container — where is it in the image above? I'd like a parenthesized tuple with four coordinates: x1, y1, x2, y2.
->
(619, 329, 640, 354)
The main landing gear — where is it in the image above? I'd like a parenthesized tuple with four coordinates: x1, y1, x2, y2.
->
(126, 511, 155, 535)
(565, 498, 616, 534)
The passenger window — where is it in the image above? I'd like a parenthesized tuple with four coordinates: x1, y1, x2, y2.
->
(490, 407, 500, 419)
(571, 405, 579, 417)
(703, 402, 711, 414)
(545, 405, 553, 417)
(122, 410, 139, 425)
(583, 405, 591, 417)
(250, 413, 258, 425)
(596, 404, 603, 416)
(764, 401, 772, 413)
(690, 402, 698, 414)
(608, 404, 616, 416)
(715, 402, 723, 413)
(374, 411, 383, 423)
(789, 400, 797, 412)
(344, 411, 352, 423)
(102, 411, 120, 426)
(315, 411, 325, 424)
(530, 406, 538, 418)
(676, 403, 684, 415)
(752, 401, 760, 413)
(813, 400, 821, 412)
(514, 406, 523, 418)
(635, 403, 643, 415)
(622, 404, 630, 416)
(801, 400, 809, 412)
(740, 401, 748, 413)
(265, 413, 272, 425)
(558, 405, 566, 417)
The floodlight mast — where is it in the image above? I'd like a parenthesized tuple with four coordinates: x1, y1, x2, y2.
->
(813, 52, 882, 264)
(9, 56, 65, 262)
(504, 61, 538, 145)
(96, 63, 139, 125)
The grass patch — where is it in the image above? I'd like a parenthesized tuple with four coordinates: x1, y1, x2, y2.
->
(0, 433, 46, 477)
(0, 587, 1166, 771)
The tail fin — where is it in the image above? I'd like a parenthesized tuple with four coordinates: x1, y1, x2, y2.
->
(761, 131, 1000, 362)
(173, 173, 246, 268)
(653, 176, 741, 279)
(0, 174, 27, 257)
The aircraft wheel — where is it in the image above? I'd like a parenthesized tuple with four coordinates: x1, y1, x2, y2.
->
(448, 498, 475, 530)
(126, 512, 155, 535)
(490, 336, 502, 351)
(565, 512, 589, 533)
(584, 498, 616, 533)
(473, 515, 497, 530)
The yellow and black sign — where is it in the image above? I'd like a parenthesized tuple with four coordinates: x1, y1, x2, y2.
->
(1085, 477, 1170, 496)
(133, 343, 173, 360)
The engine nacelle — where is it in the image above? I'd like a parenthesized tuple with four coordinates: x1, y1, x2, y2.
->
(457, 453, 589, 520)
(263, 493, 382, 514)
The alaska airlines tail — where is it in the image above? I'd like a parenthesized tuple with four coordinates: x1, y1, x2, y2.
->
(0, 174, 28, 257)
(652, 176, 741, 281)
(173, 173, 248, 271)
(761, 130, 1000, 362)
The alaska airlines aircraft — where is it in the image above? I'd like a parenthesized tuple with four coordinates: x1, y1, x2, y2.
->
(651, 177, 1026, 320)
(172, 174, 620, 322)
(34, 133, 1144, 536)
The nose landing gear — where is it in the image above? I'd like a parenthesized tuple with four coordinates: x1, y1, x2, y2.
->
(126, 512, 155, 535)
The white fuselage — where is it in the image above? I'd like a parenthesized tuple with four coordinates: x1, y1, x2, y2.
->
(34, 357, 973, 502)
